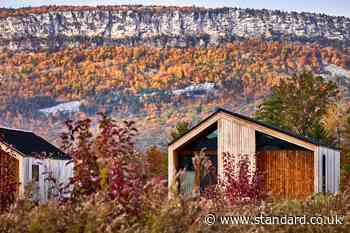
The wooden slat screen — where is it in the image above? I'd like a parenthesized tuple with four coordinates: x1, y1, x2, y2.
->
(257, 150, 314, 199)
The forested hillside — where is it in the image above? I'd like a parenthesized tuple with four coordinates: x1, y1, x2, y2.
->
(0, 38, 349, 148)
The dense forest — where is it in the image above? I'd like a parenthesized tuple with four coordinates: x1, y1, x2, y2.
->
(1, 5, 348, 19)
(0, 39, 349, 148)
(0, 5, 216, 17)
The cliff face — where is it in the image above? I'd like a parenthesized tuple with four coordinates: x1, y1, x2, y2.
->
(1, 6, 350, 50)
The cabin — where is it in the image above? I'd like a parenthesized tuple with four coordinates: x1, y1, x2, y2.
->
(0, 127, 73, 202)
(168, 108, 340, 199)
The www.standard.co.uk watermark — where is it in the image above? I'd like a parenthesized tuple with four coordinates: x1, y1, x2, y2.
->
(203, 213, 344, 225)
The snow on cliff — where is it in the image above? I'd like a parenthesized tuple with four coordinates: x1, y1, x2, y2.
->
(1, 6, 349, 50)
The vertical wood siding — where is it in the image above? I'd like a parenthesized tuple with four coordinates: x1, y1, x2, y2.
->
(317, 146, 340, 193)
(257, 150, 314, 199)
(217, 117, 255, 176)
(22, 158, 74, 201)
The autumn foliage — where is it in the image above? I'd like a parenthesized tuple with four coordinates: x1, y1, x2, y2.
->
(0, 5, 210, 18)
(220, 153, 264, 205)
(61, 113, 147, 214)
(0, 41, 349, 116)
(0, 40, 349, 149)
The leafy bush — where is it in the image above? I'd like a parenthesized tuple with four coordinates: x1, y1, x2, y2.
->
(145, 146, 167, 178)
(61, 113, 146, 216)
(216, 153, 265, 206)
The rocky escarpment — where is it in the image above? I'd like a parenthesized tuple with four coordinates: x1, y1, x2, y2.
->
(0, 6, 350, 51)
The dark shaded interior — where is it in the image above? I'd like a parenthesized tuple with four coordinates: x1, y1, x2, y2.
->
(177, 126, 311, 171)
(256, 131, 309, 151)
(176, 122, 218, 172)
(179, 122, 218, 152)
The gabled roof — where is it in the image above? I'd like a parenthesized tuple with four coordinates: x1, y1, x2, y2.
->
(0, 127, 70, 160)
(169, 108, 338, 150)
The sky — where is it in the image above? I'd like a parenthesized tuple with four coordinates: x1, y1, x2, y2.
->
(1, 0, 350, 17)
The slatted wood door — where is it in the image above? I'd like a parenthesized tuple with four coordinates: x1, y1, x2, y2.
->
(257, 150, 314, 199)
(0, 150, 19, 195)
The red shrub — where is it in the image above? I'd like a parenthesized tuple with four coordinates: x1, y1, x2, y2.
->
(204, 153, 265, 207)
(61, 113, 144, 214)
(221, 153, 265, 205)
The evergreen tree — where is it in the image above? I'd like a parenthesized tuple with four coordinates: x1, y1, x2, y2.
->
(255, 72, 338, 144)
(170, 121, 191, 141)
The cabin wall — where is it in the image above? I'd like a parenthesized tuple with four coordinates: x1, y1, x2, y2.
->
(316, 146, 340, 193)
(22, 158, 74, 201)
(217, 117, 256, 176)
(257, 150, 314, 199)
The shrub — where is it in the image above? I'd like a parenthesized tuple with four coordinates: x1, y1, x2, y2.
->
(200, 153, 265, 207)
(0, 181, 16, 212)
(61, 113, 146, 215)
(145, 146, 167, 177)
(219, 153, 265, 206)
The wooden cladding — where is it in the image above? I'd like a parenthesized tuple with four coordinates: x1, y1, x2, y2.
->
(0, 150, 19, 195)
(257, 150, 314, 199)
(218, 117, 256, 175)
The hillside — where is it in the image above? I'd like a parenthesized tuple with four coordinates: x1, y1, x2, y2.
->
(1, 39, 350, 149)
(0, 5, 350, 150)
(0, 5, 350, 51)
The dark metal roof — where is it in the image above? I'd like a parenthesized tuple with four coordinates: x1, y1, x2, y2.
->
(168, 108, 339, 150)
(0, 127, 71, 160)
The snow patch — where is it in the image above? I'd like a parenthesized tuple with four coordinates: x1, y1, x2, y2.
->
(139, 82, 216, 100)
(172, 82, 215, 95)
(323, 64, 350, 79)
(39, 101, 81, 115)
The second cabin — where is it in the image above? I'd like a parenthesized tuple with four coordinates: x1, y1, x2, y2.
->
(0, 127, 73, 202)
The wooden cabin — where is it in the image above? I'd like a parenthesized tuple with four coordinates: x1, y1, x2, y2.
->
(0, 127, 73, 201)
(168, 108, 340, 199)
